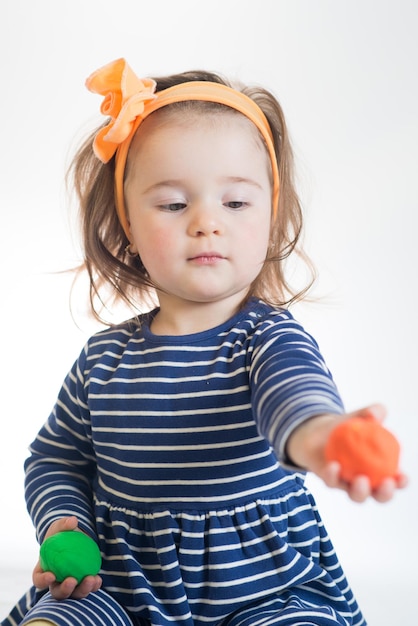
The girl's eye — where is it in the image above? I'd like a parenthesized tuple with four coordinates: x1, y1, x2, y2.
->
(225, 201, 247, 210)
(159, 202, 187, 212)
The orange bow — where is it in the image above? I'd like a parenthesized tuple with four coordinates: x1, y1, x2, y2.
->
(86, 58, 157, 163)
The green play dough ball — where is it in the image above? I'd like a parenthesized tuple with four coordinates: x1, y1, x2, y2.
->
(39, 531, 102, 584)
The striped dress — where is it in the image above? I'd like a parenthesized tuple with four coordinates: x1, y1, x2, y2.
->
(2, 299, 366, 626)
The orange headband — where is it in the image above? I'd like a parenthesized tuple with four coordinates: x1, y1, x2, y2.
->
(86, 58, 280, 239)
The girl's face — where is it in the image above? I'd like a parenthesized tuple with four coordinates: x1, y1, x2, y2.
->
(125, 111, 272, 324)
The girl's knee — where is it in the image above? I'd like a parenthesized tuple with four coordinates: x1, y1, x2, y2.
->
(21, 588, 135, 626)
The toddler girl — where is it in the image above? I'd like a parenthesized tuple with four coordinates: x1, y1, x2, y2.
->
(2, 58, 405, 626)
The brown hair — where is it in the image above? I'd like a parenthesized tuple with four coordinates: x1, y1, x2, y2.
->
(68, 70, 315, 323)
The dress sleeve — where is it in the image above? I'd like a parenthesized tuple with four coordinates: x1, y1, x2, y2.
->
(24, 342, 97, 543)
(249, 310, 344, 468)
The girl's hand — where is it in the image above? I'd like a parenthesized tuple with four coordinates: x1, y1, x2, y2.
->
(320, 458, 407, 503)
(33, 516, 102, 600)
(286, 404, 408, 503)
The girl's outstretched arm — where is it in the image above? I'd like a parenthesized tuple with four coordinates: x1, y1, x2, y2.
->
(286, 404, 408, 503)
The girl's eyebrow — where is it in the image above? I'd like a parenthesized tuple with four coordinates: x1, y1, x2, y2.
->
(142, 180, 186, 194)
(221, 176, 263, 189)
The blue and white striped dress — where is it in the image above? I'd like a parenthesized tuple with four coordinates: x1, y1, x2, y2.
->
(3, 299, 366, 626)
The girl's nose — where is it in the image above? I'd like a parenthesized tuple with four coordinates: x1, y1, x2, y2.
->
(187, 202, 223, 237)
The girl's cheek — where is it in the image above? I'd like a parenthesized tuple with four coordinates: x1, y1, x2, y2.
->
(152, 227, 176, 250)
(138, 228, 175, 265)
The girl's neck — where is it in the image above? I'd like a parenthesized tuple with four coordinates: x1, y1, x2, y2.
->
(150, 293, 248, 336)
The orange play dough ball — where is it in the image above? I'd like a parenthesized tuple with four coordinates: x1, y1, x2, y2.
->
(325, 417, 400, 488)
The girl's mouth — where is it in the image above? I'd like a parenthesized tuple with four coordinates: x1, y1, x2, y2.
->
(188, 253, 224, 265)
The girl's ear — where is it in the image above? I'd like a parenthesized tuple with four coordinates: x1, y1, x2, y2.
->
(126, 219, 138, 254)
(125, 242, 138, 257)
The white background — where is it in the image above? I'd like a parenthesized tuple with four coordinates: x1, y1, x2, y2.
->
(1, 1, 417, 623)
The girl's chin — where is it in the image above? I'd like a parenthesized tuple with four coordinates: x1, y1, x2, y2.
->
(158, 288, 249, 307)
